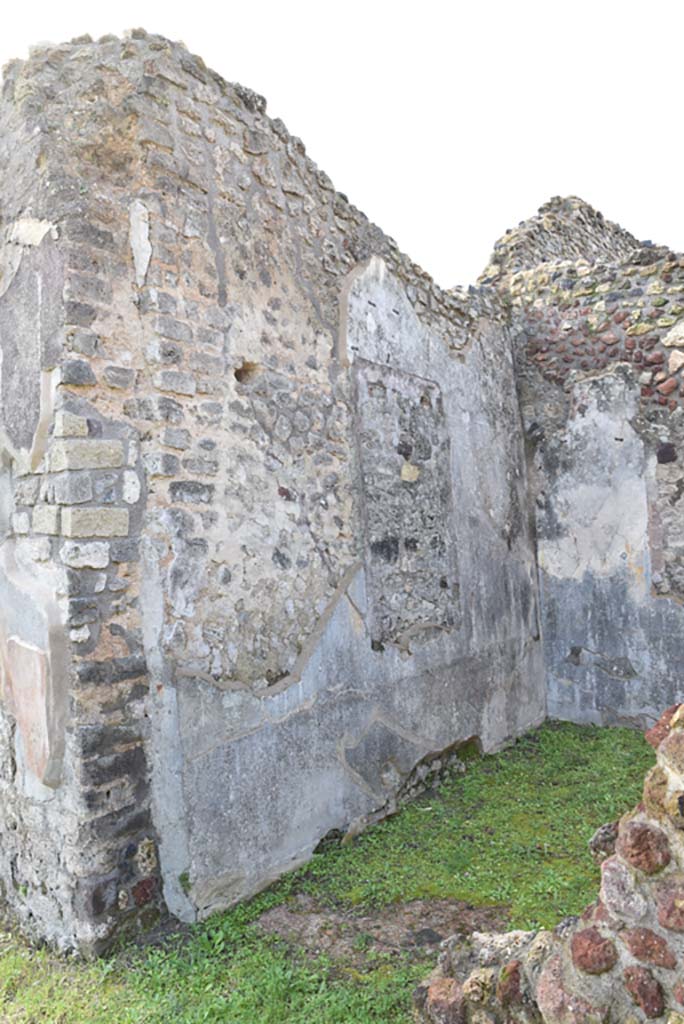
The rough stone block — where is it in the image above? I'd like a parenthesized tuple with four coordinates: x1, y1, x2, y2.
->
(60, 359, 96, 386)
(60, 541, 110, 569)
(61, 508, 129, 538)
(169, 481, 214, 504)
(52, 473, 94, 505)
(110, 539, 140, 563)
(143, 452, 180, 477)
(66, 328, 99, 356)
(104, 365, 136, 389)
(122, 471, 141, 504)
(13, 476, 41, 506)
(11, 512, 30, 535)
(32, 504, 60, 535)
(154, 370, 196, 396)
(162, 427, 191, 449)
(50, 439, 124, 471)
(54, 411, 89, 438)
(155, 316, 192, 343)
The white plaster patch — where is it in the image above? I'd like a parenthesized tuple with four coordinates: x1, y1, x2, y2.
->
(342, 257, 435, 378)
(538, 370, 651, 588)
(123, 470, 141, 504)
(0, 218, 58, 302)
(7, 219, 57, 248)
(540, 476, 648, 582)
(129, 199, 152, 287)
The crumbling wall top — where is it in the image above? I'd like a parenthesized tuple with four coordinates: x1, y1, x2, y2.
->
(480, 195, 654, 284)
(1, 28, 508, 336)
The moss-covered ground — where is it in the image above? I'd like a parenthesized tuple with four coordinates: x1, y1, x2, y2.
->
(0, 721, 654, 1023)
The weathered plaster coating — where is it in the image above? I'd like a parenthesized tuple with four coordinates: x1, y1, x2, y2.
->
(486, 198, 684, 729)
(533, 367, 684, 725)
(148, 255, 543, 918)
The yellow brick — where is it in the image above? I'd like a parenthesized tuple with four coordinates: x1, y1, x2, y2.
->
(50, 439, 124, 471)
(32, 505, 60, 535)
(53, 411, 88, 438)
(61, 507, 129, 538)
(400, 463, 420, 482)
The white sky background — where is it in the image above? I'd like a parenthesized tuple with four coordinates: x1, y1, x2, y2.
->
(1, 0, 683, 288)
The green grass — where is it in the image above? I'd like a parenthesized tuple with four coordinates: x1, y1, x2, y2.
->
(0, 721, 654, 1023)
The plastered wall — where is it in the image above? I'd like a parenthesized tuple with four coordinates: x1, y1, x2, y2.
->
(2, 38, 682, 955)
(489, 199, 684, 728)
(0, 32, 544, 950)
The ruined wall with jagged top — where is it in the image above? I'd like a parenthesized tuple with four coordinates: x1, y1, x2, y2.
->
(2, 28, 683, 954)
(0, 31, 545, 951)
(416, 706, 684, 1024)
(486, 197, 684, 729)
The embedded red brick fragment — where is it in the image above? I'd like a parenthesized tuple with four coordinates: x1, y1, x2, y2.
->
(622, 927, 676, 969)
(537, 954, 605, 1023)
(645, 704, 680, 749)
(423, 977, 465, 1024)
(496, 960, 523, 1006)
(657, 377, 678, 396)
(656, 876, 684, 931)
(623, 965, 665, 1019)
(616, 821, 671, 874)
(570, 927, 618, 974)
(132, 876, 157, 907)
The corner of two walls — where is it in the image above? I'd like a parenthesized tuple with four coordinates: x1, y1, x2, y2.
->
(515, 255, 684, 729)
(0, 208, 161, 952)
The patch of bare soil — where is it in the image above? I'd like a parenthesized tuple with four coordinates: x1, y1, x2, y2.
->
(255, 895, 509, 968)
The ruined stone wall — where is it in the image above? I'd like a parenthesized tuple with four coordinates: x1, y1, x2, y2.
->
(491, 209, 684, 728)
(0, 32, 545, 950)
(0, 40, 167, 951)
(3, 33, 684, 955)
(416, 706, 684, 1024)
(480, 195, 643, 281)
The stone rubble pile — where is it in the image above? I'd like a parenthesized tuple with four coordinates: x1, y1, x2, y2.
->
(415, 705, 684, 1023)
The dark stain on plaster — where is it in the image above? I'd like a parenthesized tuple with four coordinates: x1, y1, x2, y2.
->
(370, 536, 400, 564)
(657, 442, 676, 464)
(565, 646, 637, 680)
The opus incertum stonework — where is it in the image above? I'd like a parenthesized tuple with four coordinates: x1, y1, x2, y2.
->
(0, 31, 682, 968)
(416, 708, 684, 1024)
